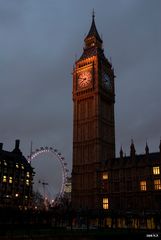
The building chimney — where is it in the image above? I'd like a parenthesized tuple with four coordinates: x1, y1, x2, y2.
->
(0, 143, 3, 151)
(12, 139, 22, 155)
(15, 139, 20, 149)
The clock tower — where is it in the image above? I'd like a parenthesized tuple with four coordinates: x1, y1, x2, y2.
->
(72, 14, 115, 210)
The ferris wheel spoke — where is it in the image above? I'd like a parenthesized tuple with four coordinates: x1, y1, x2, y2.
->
(27, 146, 69, 205)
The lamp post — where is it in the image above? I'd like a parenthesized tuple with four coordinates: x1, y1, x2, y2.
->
(38, 180, 48, 210)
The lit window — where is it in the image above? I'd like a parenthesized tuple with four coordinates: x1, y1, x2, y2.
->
(15, 193, 19, 197)
(153, 166, 160, 175)
(26, 172, 30, 177)
(154, 179, 161, 190)
(25, 195, 28, 199)
(21, 164, 24, 169)
(3, 176, 7, 182)
(9, 177, 13, 184)
(140, 181, 147, 191)
(16, 164, 19, 168)
(4, 161, 7, 166)
(26, 179, 29, 185)
(102, 172, 108, 180)
(103, 198, 109, 209)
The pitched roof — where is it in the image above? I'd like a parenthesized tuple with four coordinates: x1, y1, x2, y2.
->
(85, 15, 102, 43)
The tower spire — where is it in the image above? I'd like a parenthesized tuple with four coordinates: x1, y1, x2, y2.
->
(120, 145, 123, 158)
(84, 11, 102, 46)
(30, 141, 33, 157)
(92, 8, 95, 20)
(130, 139, 136, 157)
(145, 141, 149, 155)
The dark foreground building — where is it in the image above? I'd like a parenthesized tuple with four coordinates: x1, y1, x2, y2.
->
(0, 140, 34, 209)
(72, 14, 161, 229)
(97, 143, 161, 228)
(99, 143, 161, 212)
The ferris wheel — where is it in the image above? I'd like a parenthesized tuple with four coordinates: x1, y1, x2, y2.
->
(27, 146, 69, 204)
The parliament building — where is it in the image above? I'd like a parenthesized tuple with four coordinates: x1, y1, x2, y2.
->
(72, 14, 161, 228)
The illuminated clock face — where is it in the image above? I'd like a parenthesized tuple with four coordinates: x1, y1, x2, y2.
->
(78, 71, 92, 88)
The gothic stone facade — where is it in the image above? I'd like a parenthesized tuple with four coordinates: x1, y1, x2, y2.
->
(72, 15, 161, 214)
(98, 145, 161, 213)
(72, 15, 115, 210)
